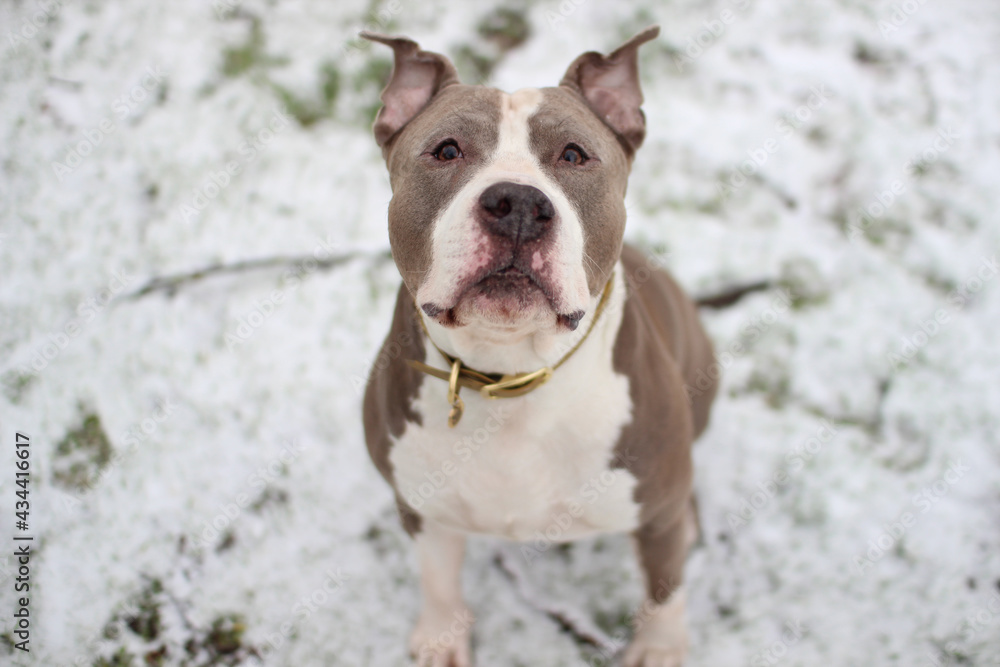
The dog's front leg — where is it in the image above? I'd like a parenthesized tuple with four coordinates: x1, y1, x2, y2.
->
(410, 520, 474, 667)
(624, 502, 697, 667)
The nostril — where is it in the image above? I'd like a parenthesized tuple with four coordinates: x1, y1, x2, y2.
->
(480, 189, 512, 219)
(535, 200, 554, 222)
(494, 198, 511, 217)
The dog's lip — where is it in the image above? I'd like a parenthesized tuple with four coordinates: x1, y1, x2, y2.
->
(420, 262, 585, 330)
(557, 310, 586, 331)
(465, 262, 551, 305)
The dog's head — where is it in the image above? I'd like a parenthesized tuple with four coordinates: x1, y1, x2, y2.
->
(363, 27, 658, 334)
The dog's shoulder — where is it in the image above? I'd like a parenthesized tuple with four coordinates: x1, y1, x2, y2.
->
(362, 283, 426, 486)
(618, 243, 717, 434)
(612, 244, 715, 522)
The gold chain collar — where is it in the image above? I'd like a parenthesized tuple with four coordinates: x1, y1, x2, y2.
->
(407, 274, 615, 427)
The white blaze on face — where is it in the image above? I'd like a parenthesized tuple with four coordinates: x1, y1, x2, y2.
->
(416, 88, 591, 321)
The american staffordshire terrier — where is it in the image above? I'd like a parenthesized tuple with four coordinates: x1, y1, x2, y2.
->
(361, 26, 717, 666)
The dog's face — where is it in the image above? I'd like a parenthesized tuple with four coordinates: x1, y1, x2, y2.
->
(363, 28, 659, 334)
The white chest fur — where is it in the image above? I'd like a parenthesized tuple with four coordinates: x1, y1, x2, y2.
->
(389, 270, 641, 542)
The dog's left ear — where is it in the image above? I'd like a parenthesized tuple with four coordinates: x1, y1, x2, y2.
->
(559, 26, 660, 154)
(360, 32, 461, 148)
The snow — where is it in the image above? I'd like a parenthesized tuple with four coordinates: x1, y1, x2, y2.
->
(1, 0, 999, 665)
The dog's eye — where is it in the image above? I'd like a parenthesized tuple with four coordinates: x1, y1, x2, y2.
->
(433, 140, 463, 161)
(560, 144, 587, 165)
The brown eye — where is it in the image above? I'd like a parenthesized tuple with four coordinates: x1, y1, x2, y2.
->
(434, 140, 462, 161)
(560, 144, 587, 165)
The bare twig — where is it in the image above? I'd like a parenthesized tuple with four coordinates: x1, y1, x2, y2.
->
(493, 548, 620, 656)
(694, 279, 773, 309)
(124, 249, 393, 300)
(127, 245, 771, 318)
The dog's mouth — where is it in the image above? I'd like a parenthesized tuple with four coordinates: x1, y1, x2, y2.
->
(422, 263, 585, 331)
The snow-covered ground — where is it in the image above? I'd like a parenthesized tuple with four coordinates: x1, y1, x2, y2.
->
(1, 0, 999, 665)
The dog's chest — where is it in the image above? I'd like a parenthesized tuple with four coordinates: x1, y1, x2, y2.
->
(389, 355, 641, 541)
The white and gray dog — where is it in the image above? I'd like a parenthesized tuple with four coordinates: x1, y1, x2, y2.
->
(362, 27, 717, 666)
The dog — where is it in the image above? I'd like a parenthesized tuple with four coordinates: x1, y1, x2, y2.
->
(361, 26, 717, 666)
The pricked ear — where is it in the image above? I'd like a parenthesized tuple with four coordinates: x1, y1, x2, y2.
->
(360, 32, 461, 148)
(559, 26, 660, 154)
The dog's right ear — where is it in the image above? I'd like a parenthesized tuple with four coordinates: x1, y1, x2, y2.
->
(360, 33, 461, 148)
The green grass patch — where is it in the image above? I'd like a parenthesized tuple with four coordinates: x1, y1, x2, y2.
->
(53, 411, 113, 491)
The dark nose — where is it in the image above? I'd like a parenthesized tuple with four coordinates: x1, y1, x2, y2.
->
(478, 182, 555, 243)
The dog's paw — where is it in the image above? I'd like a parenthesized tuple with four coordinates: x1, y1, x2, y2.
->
(622, 644, 686, 667)
(409, 608, 474, 667)
(623, 588, 689, 667)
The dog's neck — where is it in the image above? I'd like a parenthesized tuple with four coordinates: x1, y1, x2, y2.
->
(419, 269, 624, 377)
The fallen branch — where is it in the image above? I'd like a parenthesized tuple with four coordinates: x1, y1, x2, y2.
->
(124, 249, 393, 299)
(694, 279, 773, 309)
(493, 548, 620, 656)
(127, 247, 770, 316)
